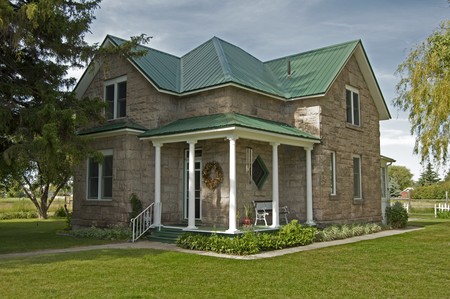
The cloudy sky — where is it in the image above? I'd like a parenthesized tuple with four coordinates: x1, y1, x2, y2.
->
(78, 0, 449, 180)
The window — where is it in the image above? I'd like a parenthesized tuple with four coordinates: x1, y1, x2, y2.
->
(346, 86, 360, 126)
(87, 150, 113, 200)
(381, 166, 387, 199)
(252, 155, 269, 189)
(330, 151, 336, 195)
(353, 155, 362, 199)
(105, 76, 127, 120)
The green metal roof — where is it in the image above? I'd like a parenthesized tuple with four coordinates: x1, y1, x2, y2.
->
(266, 40, 359, 98)
(107, 35, 359, 99)
(140, 113, 320, 140)
(78, 120, 147, 136)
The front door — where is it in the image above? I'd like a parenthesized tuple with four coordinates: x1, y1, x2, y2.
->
(184, 149, 202, 220)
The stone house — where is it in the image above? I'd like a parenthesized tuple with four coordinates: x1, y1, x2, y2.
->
(72, 35, 391, 232)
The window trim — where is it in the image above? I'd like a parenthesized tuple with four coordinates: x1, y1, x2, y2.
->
(346, 85, 360, 126)
(86, 149, 113, 201)
(330, 151, 337, 195)
(104, 76, 127, 120)
(353, 155, 362, 199)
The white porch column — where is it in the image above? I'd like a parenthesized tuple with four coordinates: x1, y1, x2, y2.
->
(305, 147, 316, 225)
(185, 140, 198, 230)
(271, 142, 280, 228)
(153, 142, 162, 227)
(226, 136, 239, 233)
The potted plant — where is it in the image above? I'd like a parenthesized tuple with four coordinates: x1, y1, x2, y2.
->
(243, 203, 253, 226)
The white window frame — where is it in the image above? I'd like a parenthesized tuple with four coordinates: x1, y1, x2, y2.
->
(104, 76, 127, 120)
(353, 155, 362, 199)
(346, 85, 360, 126)
(330, 151, 337, 195)
(86, 149, 113, 201)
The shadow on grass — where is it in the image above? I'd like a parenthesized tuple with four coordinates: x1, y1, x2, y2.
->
(0, 247, 178, 267)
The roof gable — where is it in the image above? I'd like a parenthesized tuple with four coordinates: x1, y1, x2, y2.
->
(74, 35, 390, 120)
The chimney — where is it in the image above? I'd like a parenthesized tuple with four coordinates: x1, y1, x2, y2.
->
(287, 59, 291, 79)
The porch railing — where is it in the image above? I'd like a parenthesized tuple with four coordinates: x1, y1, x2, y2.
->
(131, 202, 155, 242)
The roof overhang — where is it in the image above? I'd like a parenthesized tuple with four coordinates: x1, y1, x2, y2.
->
(381, 155, 396, 163)
(74, 38, 114, 99)
(353, 43, 391, 120)
(79, 128, 146, 139)
(140, 126, 320, 148)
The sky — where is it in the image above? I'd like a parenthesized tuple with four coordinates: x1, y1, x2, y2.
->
(76, 0, 449, 180)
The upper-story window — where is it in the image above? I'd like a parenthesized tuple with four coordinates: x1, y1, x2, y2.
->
(105, 76, 127, 120)
(346, 86, 360, 126)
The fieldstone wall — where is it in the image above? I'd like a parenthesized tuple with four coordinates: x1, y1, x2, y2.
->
(287, 55, 382, 224)
(72, 134, 152, 228)
(73, 52, 383, 228)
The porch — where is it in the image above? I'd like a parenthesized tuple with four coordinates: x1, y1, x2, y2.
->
(139, 113, 321, 235)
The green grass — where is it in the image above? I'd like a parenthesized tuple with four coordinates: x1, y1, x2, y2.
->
(0, 219, 120, 254)
(0, 197, 70, 216)
(0, 215, 449, 298)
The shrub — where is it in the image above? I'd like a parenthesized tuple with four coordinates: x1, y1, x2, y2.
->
(386, 202, 408, 228)
(53, 206, 67, 217)
(67, 225, 131, 240)
(276, 220, 316, 248)
(0, 211, 38, 220)
(315, 223, 382, 242)
(129, 193, 142, 219)
(177, 233, 260, 255)
(65, 212, 73, 231)
(437, 211, 450, 219)
(176, 220, 316, 255)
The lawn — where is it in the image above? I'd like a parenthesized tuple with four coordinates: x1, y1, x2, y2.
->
(0, 215, 449, 298)
(0, 197, 71, 219)
(0, 219, 120, 254)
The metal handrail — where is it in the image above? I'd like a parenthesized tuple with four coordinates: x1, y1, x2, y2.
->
(131, 202, 154, 242)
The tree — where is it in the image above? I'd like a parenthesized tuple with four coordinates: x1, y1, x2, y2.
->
(388, 165, 414, 191)
(443, 168, 450, 181)
(0, 1, 149, 218)
(394, 21, 450, 165)
(388, 176, 402, 198)
(417, 163, 440, 186)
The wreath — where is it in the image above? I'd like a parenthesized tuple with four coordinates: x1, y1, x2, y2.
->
(202, 161, 224, 190)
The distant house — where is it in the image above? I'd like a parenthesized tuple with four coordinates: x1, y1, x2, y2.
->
(72, 35, 391, 233)
(401, 187, 414, 199)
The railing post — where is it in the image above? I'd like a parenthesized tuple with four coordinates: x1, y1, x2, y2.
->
(132, 219, 136, 242)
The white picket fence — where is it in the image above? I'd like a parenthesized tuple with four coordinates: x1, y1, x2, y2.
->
(403, 202, 409, 213)
(434, 203, 450, 218)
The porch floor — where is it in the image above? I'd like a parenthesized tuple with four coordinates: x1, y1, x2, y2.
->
(161, 224, 280, 235)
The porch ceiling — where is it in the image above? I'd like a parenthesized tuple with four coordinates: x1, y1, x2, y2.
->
(139, 112, 320, 147)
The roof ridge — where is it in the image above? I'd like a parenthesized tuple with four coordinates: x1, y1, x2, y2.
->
(212, 37, 233, 81)
(265, 39, 360, 63)
(107, 34, 182, 60)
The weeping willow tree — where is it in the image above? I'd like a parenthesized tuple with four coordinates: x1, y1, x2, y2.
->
(394, 20, 450, 166)
(0, 0, 149, 218)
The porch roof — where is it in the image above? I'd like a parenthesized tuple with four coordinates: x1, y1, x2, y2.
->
(78, 120, 147, 137)
(139, 113, 320, 147)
